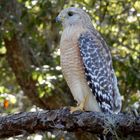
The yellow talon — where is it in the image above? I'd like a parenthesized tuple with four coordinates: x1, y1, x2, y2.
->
(70, 102, 84, 113)
(70, 94, 90, 113)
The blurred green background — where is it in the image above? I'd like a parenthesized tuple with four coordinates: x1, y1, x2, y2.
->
(0, 0, 140, 140)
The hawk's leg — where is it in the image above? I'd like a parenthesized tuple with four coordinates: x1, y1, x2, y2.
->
(70, 94, 90, 113)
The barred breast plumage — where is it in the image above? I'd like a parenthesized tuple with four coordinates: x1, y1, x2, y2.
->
(60, 25, 100, 111)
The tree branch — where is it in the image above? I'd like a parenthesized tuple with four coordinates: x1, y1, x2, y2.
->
(0, 108, 140, 138)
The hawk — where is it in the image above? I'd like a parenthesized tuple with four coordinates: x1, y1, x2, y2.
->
(56, 7, 122, 114)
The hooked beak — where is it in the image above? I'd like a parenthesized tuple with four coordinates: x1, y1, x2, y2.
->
(55, 16, 61, 22)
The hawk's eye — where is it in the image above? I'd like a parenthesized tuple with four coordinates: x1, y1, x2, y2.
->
(68, 11, 73, 16)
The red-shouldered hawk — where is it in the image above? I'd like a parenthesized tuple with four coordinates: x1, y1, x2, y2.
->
(56, 7, 122, 114)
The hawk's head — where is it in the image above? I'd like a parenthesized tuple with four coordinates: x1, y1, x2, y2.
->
(56, 7, 92, 28)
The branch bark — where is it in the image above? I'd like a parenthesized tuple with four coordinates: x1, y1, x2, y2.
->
(0, 108, 140, 138)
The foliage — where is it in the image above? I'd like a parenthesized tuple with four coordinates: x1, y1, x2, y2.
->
(0, 0, 139, 139)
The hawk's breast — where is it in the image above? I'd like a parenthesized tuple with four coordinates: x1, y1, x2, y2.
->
(60, 26, 100, 112)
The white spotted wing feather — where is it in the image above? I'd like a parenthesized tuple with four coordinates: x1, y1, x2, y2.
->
(78, 31, 122, 113)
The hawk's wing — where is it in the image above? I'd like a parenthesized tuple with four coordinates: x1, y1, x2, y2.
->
(78, 31, 121, 113)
